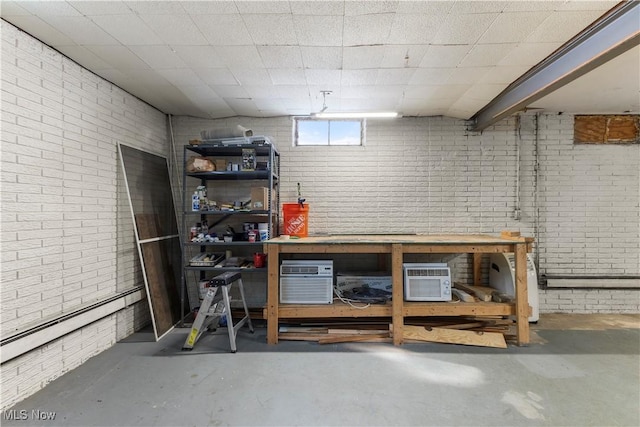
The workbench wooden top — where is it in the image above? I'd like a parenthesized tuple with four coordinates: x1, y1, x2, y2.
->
(266, 234, 528, 245)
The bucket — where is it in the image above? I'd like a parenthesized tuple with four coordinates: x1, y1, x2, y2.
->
(283, 203, 309, 237)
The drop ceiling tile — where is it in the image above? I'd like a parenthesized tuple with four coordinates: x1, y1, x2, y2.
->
(211, 85, 249, 98)
(253, 97, 285, 111)
(343, 14, 395, 46)
(556, 1, 618, 11)
(290, 1, 345, 15)
(458, 44, 516, 68)
(344, 1, 399, 15)
(341, 69, 378, 86)
(460, 83, 505, 101)
(68, 1, 131, 15)
(402, 85, 440, 99)
(176, 85, 221, 102)
(419, 45, 471, 68)
(300, 46, 342, 69)
(409, 68, 453, 85)
(90, 15, 163, 45)
(381, 45, 428, 68)
(139, 14, 207, 45)
(343, 46, 385, 70)
(85, 45, 152, 69)
(387, 14, 443, 44)
(230, 68, 272, 86)
(429, 84, 473, 100)
(224, 98, 259, 115)
(124, 1, 186, 15)
(305, 69, 342, 86)
(56, 45, 113, 71)
(395, 1, 453, 15)
(156, 69, 204, 86)
(2, 16, 75, 45)
(273, 85, 310, 98)
(343, 85, 404, 99)
(293, 15, 343, 47)
(213, 46, 263, 68)
(477, 65, 530, 84)
(129, 45, 189, 69)
(376, 68, 416, 85)
(40, 16, 119, 45)
(174, 46, 225, 68)
(243, 85, 279, 98)
(243, 14, 298, 45)
(502, 1, 565, 12)
(121, 68, 173, 85)
(0, 1, 32, 16)
(432, 13, 498, 44)
(524, 10, 610, 43)
(498, 42, 561, 67)
(269, 69, 306, 85)
(258, 46, 303, 69)
(447, 67, 491, 85)
(449, 1, 506, 14)
(180, 1, 238, 15)
(235, 1, 291, 14)
(478, 11, 553, 44)
(18, 1, 82, 16)
(194, 68, 238, 86)
(191, 14, 252, 45)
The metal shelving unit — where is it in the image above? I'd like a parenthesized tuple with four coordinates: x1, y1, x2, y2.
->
(180, 137, 280, 321)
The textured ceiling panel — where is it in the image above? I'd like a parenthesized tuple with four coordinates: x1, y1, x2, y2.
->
(1, 0, 631, 120)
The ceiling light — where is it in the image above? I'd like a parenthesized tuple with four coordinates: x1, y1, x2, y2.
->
(311, 111, 400, 119)
(311, 90, 399, 119)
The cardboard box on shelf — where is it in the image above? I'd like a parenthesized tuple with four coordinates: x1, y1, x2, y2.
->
(214, 159, 227, 171)
(335, 272, 392, 293)
(250, 187, 269, 210)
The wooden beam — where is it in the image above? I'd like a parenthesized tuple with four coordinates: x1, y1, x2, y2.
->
(473, 253, 483, 287)
(514, 244, 530, 345)
(392, 243, 404, 345)
(266, 243, 280, 344)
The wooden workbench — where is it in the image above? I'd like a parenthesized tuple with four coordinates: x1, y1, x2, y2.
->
(265, 234, 533, 346)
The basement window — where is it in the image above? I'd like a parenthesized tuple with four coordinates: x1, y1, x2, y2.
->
(294, 117, 364, 146)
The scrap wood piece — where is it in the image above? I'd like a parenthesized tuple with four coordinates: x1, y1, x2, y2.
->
(278, 333, 323, 342)
(401, 325, 507, 348)
(318, 333, 390, 344)
(327, 328, 389, 335)
(453, 283, 494, 302)
(452, 288, 475, 302)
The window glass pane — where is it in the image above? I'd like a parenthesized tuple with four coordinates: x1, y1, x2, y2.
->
(297, 119, 329, 145)
(329, 121, 361, 145)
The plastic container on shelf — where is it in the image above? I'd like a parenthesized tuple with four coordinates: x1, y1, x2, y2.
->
(257, 223, 269, 241)
(282, 203, 309, 237)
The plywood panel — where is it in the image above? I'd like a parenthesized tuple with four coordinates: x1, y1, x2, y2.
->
(574, 115, 639, 144)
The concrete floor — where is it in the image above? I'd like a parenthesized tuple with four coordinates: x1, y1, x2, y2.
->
(3, 314, 639, 427)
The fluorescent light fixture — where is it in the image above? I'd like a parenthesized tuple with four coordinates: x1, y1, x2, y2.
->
(311, 111, 400, 119)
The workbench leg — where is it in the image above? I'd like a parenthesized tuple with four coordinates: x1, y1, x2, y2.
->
(391, 244, 404, 345)
(266, 244, 280, 344)
(473, 253, 482, 287)
(515, 243, 530, 345)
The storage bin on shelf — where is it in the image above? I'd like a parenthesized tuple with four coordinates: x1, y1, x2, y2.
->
(282, 203, 309, 237)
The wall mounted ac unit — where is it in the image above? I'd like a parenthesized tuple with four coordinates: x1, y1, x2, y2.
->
(280, 260, 333, 304)
(403, 263, 452, 301)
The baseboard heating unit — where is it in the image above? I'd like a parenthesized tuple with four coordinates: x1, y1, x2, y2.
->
(280, 260, 333, 304)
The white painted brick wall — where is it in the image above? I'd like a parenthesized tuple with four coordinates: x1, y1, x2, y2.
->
(1, 23, 163, 410)
(170, 113, 638, 312)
